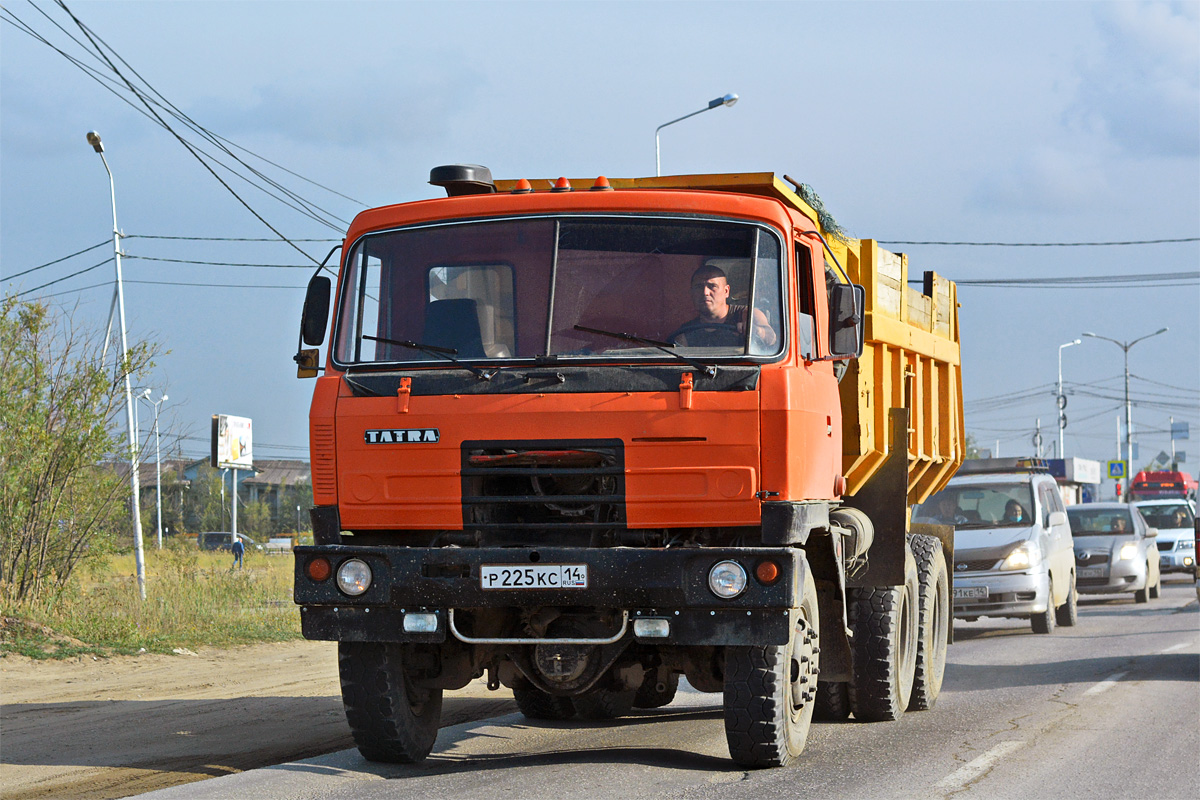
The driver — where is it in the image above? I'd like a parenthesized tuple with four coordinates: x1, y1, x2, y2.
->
(670, 265, 777, 347)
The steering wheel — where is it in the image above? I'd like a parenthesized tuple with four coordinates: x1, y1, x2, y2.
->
(668, 321, 743, 348)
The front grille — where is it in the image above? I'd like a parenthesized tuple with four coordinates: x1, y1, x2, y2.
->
(1157, 541, 1173, 552)
(461, 439, 625, 544)
(953, 558, 998, 572)
(1075, 551, 1110, 567)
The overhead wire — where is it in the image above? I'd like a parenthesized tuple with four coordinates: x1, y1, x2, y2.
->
(2, 240, 108, 280)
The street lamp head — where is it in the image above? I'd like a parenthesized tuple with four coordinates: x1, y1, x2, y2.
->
(86, 131, 104, 153)
(139, 388, 151, 399)
(1081, 332, 1096, 338)
(708, 93, 739, 110)
(1071, 338, 1081, 345)
(161, 394, 168, 403)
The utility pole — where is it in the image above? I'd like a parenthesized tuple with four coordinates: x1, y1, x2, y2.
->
(1084, 328, 1169, 497)
(87, 131, 145, 599)
(1057, 339, 1080, 459)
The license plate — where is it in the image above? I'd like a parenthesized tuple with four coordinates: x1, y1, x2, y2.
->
(1078, 567, 1106, 578)
(954, 586, 988, 599)
(480, 564, 588, 590)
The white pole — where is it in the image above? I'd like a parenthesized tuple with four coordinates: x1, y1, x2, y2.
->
(89, 132, 145, 600)
(231, 468, 238, 539)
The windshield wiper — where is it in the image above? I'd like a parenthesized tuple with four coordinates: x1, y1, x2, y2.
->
(362, 335, 497, 381)
(573, 325, 717, 377)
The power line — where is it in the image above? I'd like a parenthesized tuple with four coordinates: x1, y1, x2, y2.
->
(909, 271, 1198, 288)
(882, 238, 1199, 247)
(125, 255, 311, 269)
(128, 235, 341, 242)
(15, 257, 113, 297)
(2, 240, 108, 280)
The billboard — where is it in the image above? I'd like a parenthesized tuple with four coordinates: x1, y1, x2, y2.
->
(211, 414, 253, 470)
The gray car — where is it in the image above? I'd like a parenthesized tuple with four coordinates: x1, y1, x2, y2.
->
(1067, 503, 1161, 603)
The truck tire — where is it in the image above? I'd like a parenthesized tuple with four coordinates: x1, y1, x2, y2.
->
(1031, 577, 1057, 633)
(573, 687, 636, 720)
(813, 681, 851, 721)
(723, 559, 819, 767)
(634, 671, 679, 709)
(513, 684, 576, 720)
(1056, 573, 1079, 627)
(338, 642, 443, 763)
(848, 546, 918, 722)
(907, 535, 949, 711)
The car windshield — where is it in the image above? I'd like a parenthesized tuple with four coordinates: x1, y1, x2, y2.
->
(912, 482, 1035, 528)
(1068, 508, 1136, 535)
(333, 216, 784, 367)
(1135, 502, 1194, 529)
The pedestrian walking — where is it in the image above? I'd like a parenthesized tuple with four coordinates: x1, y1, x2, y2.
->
(231, 536, 245, 570)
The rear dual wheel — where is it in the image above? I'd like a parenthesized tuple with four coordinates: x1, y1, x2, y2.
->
(848, 545, 919, 721)
(908, 534, 949, 711)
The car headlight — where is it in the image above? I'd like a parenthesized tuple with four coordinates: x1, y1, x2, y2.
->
(336, 558, 372, 596)
(1001, 542, 1040, 571)
(1118, 543, 1139, 561)
(708, 560, 748, 599)
(1178, 539, 1195, 552)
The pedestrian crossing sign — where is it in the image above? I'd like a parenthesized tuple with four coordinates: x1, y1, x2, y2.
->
(1107, 460, 1127, 479)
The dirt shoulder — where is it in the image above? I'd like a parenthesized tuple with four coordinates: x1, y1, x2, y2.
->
(0, 640, 516, 800)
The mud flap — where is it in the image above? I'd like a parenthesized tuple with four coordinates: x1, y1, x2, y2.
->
(843, 408, 909, 588)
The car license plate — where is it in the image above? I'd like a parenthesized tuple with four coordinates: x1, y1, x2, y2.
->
(1077, 567, 1106, 578)
(953, 586, 988, 599)
(480, 564, 588, 590)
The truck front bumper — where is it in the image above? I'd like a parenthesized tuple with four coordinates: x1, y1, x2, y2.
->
(294, 544, 804, 647)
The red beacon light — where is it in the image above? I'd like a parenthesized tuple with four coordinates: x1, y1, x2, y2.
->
(511, 178, 533, 194)
(590, 176, 613, 191)
(551, 176, 573, 192)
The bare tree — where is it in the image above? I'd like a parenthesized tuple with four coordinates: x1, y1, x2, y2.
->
(0, 296, 157, 602)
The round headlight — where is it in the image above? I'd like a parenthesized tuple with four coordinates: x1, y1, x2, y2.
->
(708, 560, 748, 599)
(336, 558, 372, 596)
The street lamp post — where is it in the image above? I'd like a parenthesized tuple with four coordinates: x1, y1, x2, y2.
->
(139, 390, 168, 549)
(1057, 339, 1081, 458)
(1082, 327, 1169, 496)
(655, 93, 738, 176)
(87, 131, 146, 599)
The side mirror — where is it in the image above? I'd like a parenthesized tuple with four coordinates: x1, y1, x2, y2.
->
(301, 275, 331, 346)
(1146, 526, 1159, 538)
(828, 282, 865, 358)
(1048, 511, 1067, 528)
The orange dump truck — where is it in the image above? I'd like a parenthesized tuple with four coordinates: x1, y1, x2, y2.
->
(293, 167, 964, 767)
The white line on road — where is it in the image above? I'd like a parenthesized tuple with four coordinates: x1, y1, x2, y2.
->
(1083, 671, 1128, 696)
(1160, 642, 1189, 653)
(936, 740, 1026, 791)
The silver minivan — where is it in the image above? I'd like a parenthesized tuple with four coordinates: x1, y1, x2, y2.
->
(912, 458, 1078, 634)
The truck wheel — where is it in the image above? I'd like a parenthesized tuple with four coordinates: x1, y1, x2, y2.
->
(573, 687, 636, 720)
(1031, 577, 1057, 633)
(848, 546, 918, 721)
(908, 534, 949, 711)
(338, 642, 443, 763)
(723, 559, 819, 767)
(513, 684, 576, 720)
(813, 681, 851, 721)
(634, 671, 679, 709)
(1056, 573, 1079, 627)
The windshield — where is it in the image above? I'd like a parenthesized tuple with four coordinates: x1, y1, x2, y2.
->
(1068, 507, 1137, 536)
(333, 216, 784, 366)
(1134, 502, 1195, 530)
(912, 482, 1035, 528)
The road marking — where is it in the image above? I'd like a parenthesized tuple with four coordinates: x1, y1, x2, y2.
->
(936, 740, 1026, 791)
(1083, 671, 1128, 696)
(1160, 642, 1189, 654)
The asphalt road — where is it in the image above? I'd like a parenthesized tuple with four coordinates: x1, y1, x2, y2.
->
(138, 580, 1199, 800)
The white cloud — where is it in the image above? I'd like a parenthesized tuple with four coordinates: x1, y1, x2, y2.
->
(970, 146, 1113, 212)
(1073, 1, 1200, 158)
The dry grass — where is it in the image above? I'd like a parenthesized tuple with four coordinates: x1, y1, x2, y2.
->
(0, 542, 301, 659)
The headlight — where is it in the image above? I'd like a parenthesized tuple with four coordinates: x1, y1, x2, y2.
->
(336, 558, 372, 596)
(1178, 539, 1195, 552)
(708, 560, 748, 599)
(1117, 543, 1139, 561)
(1001, 542, 1040, 571)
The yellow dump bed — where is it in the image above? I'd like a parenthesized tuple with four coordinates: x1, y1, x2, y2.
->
(491, 172, 965, 505)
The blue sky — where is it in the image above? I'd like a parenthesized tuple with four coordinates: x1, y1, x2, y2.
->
(2, 1, 1197, 490)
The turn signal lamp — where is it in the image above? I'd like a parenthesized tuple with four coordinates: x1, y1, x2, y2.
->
(551, 176, 573, 192)
(755, 560, 780, 584)
(306, 557, 332, 582)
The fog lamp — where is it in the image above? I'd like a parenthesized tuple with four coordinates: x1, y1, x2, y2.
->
(336, 558, 372, 596)
(634, 618, 671, 638)
(403, 612, 439, 633)
(708, 560, 748, 599)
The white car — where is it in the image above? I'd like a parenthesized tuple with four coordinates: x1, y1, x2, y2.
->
(1132, 499, 1196, 578)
